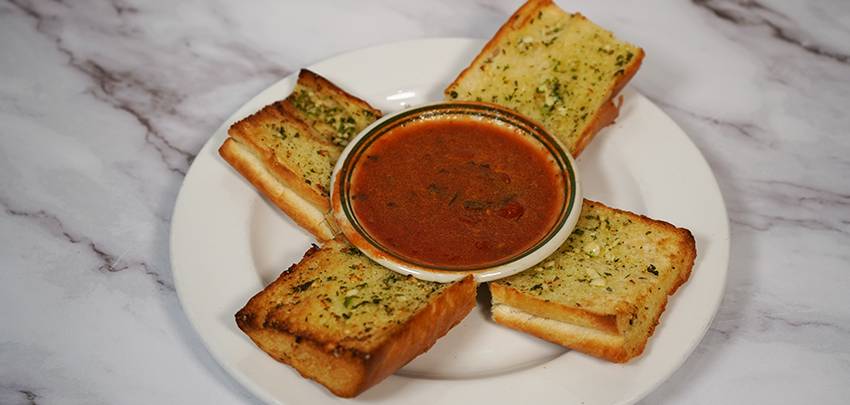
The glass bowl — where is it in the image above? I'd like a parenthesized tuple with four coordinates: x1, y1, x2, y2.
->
(330, 101, 582, 283)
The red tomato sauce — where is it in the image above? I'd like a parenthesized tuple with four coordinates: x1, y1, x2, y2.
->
(349, 118, 565, 268)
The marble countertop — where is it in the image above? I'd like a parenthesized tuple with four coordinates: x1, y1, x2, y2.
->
(2, 0, 848, 403)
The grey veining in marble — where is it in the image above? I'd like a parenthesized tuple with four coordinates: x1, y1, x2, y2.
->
(1, 0, 849, 404)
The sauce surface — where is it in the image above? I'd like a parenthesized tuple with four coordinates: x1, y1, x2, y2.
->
(350, 118, 565, 268)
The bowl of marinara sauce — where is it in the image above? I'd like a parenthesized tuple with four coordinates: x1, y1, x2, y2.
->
(330, 102, 582, 283)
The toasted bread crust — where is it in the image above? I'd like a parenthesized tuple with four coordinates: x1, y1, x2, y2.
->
(236, 244, 477, 397)
(491, 199, 696, 362)
(492, 304, 630, 362)
(445, 0, 645, 157)
(219, 138, 336, 240)
(237, 323, 368, 396)
(490, 282, 619, 334)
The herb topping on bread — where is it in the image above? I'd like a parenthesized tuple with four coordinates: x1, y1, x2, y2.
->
(227, 104, 340, 203)
(283, 70, 381, 146)
(445, 0, 644, 156)
(236, 239, 477, 397)
(220, 70, 381, 240)
(490, 200, 695, 362)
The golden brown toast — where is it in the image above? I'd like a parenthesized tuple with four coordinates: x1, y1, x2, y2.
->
(236, 239, 477, 397)
(445, 0, 644, 156)
(489, 200, 696, 362)
(220, 70, 381, 240)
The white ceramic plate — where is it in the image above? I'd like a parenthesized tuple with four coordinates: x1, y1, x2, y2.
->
(171, 38, 729, 405)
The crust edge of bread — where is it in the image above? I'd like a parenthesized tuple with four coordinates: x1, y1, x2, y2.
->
(236, 270, 477, 397)
(219, 138, 336, 240)
(492, 303, 630, 361)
